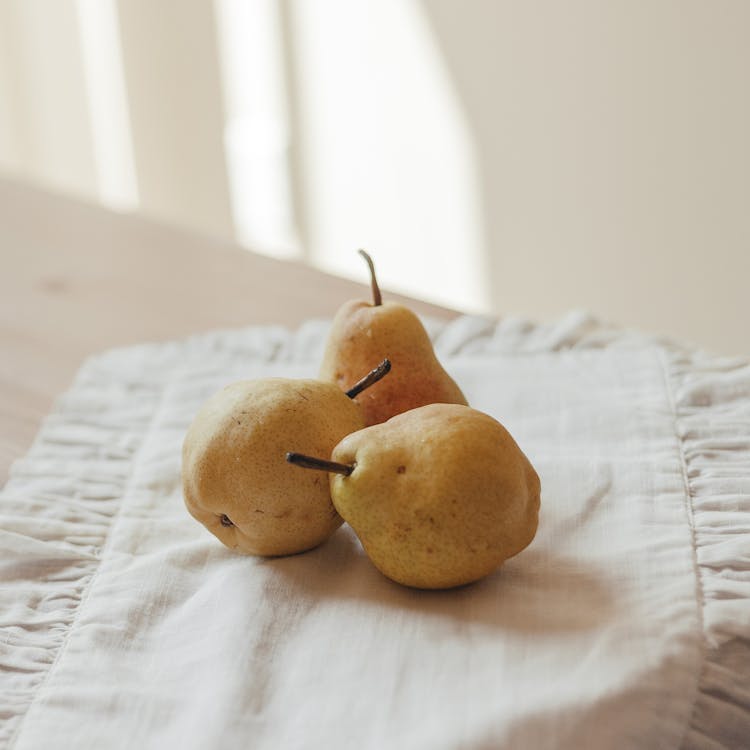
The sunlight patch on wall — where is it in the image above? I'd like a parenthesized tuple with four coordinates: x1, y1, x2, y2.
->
(290, 0, 489, 313)
(76, 0, 138, 211)
(214, 0, 298, 257)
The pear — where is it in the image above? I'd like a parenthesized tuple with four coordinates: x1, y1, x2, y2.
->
(319, 250, 468, 426)
(288, 403, 540, 589)
(182, 361, 390, 556)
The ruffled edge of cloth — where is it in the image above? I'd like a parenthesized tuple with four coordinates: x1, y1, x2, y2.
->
(664, 345, 750, 749)
(1, 310, 748, 749)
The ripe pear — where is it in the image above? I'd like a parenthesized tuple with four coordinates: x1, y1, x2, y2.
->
(288, 404, 540, 589)
(182, 361, 390, 556)
(319, 250, 467, 426)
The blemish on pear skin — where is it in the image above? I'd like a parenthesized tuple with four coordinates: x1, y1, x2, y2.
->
(396, 465, 406, 474)
(393, 522, 412, 536)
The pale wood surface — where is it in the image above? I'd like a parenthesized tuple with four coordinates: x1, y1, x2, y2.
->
(0, 177, 456, 486)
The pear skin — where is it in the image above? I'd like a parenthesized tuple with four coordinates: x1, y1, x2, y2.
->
(320, 303, 467, 428)
(182, 379, 364, 556)
(328, 404, 540, 589)
(319, 251, 467, 427)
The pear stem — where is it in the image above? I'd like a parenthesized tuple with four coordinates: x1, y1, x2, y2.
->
(286, 452, 354, 476)
(358, 249, 382, 306)
(345, 358, 391, 399)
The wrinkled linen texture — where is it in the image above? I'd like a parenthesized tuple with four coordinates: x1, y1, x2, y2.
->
(1, 312, 748, 749)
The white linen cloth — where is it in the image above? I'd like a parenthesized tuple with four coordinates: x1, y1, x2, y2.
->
(1, 312, 748, 749)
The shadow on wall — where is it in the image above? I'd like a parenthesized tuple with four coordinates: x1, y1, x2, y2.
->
(418, 0, 750, 356)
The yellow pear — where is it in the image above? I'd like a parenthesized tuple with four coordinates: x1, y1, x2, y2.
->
(288, 403, 540, 588)
(182, 363, 390, 556)
(319, 250, 467, 426)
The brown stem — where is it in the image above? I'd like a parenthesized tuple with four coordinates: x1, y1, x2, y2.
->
(358, 249, 382, 306)
(286, 452, 354, 476)
(345, 358, 391, 399)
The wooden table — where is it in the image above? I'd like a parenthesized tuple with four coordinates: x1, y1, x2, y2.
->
(0, 177, 455, 486)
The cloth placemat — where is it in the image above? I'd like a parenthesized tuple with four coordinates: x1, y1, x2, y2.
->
(1, 312, 748, 749)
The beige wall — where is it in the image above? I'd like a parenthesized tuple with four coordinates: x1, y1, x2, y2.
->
(284, 0, 748, 355)
(116, 0, 234, 239)
(0, 1, 96, 198)
(0, 1, 747, 355)
(419, 0, 749, 354)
